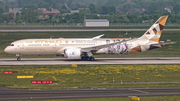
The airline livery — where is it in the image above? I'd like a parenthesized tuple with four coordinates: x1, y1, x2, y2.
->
(4, 16, 169, 61)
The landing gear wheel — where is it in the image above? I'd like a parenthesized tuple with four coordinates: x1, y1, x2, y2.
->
(90, 57, 95, 61)
(81, 57, 84, 60)
(81, 56, 95, 61)
(17, 57, 21, 61)
(86, 57, 90, 61)
(81, 56, 85, 61)
(89, 57, 92, 61)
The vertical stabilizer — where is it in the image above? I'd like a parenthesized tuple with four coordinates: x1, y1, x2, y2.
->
(139, 16, 168, 43)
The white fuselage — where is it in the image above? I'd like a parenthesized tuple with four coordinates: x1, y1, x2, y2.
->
(4, 38, 129, 56)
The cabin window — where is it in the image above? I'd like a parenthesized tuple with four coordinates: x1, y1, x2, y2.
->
(9, 44, 14, 46)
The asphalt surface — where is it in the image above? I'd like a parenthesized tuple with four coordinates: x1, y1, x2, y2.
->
(1, 86, 180, 100)
(0, 29, 179, 32)
(0, 57, 180, 65)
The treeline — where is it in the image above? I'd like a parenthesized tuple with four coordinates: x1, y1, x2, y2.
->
(3, 0, 180, 14)
(0, 0, 180, 24)
(4, 0, 66, 10)
(2, 12, 180, 24)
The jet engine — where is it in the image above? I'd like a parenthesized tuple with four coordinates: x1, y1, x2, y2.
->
(64, 48, 81, 59)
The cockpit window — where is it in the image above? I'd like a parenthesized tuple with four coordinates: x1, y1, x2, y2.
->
(8, 44, 14, 46)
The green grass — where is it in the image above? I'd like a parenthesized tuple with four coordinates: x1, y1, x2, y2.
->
(19, 96, 180, 101)
(7, 83, 180, 89)
(0, 25, 179, 30)
(1, 64, 180, 89)
(0, 30, 180, 58)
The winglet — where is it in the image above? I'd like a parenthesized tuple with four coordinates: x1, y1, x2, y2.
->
(92, 34, 104, 40)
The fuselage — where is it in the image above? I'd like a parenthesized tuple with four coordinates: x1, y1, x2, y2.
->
(4, 38, 128, 55)
(4, 37, 162, 56)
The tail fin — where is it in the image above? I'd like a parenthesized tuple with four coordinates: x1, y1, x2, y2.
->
(139, 15, 168, 43)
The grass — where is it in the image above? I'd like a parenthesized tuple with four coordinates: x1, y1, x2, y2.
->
(1, 64, 180, 89)
(7, 83, 180, 89)
(0, 30, 180, 58)
(18, 96, 180, 101)
(0, 25, 179, 29)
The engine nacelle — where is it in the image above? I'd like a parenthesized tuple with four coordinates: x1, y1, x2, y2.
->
(64, 48, 81, 59)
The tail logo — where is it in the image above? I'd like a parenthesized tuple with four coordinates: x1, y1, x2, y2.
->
(130, 16, 168, 53)
(141, 16, 168, 43)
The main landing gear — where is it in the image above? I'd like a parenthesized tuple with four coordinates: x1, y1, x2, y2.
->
(81, 56, 95, 61)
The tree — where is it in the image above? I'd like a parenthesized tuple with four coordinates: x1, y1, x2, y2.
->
(14, 12, 22, 23)
(49, 14, 53, 21)
(173, 4, 180, 14)
(123, 3, 132, 13)
(22, 9, 37, 23)
(0, 7, 4, 14)
(59, 19, 66, 23)
(88, 4, 95, 14)
(60, 5, 70, 14)
(79, 8, 90, 13)
(147, 2, 161, 14)
(0, 1, 3, 7)
(23, 4, 38, 10)
(71, 13, 83, 23)
(101, 6, 109, 14)
(67, 0, 73, 8)
(5, 4, 9, 12)
(76, 3, 87, 8)
(39, 2, 49, 8)
(1, 13, 14, 23)
(46, 8, 52, 11)
(61, 5, 68, 10)
(108, 6, 116, 14)
(95, 5, 102, 14)
(52, 2, 62, 10)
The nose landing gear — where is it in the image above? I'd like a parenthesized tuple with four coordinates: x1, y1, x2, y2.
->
(16, 54, 21, 61)
(17, 57, 21, 61)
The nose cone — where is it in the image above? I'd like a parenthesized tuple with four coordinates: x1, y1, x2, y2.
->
(4, 47, 10, 54)
(4, 47, 8, 53)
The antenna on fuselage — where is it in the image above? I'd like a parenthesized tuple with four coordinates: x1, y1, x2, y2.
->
(50, 35, 54, 39)
(124, 31, 128, 35)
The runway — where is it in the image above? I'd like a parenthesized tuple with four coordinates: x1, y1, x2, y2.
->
(0, 29, 179, 32)
(1, 86, 180, 100)
(0, 57, 180, 65)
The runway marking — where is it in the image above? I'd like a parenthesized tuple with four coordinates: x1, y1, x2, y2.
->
(1, 57, 180, 65)
(128, 88, 149, 94)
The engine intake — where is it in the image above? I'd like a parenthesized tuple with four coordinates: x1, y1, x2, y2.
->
(64, 48, 81, 59)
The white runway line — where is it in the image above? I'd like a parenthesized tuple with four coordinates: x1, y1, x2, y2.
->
(0, 57, 180, 65)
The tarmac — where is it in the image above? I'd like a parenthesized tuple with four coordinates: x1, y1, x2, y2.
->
(1, 86, 180, 100)
(0, 57, 180, 65)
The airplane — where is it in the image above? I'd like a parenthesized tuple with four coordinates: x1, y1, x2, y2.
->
(4, 15, 170, 61)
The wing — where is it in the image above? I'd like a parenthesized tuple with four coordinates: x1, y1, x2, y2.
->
(81, 38, 131, 52)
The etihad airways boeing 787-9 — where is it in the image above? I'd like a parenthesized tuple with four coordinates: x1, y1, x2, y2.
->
(4, 16, 169, 61)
